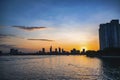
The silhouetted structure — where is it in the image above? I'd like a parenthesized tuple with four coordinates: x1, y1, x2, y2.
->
(99, 20, 120, 50)
(62, 48, 65, 53)
(58, 47, 61, 53)
(55, 48, 58, 53)
(42, 48, 45, 53)
(0, 50, 2, 55)
(71, 48, 76, 54)
(101, 47, 120, 56)
(71, 48, 80, 54)
(50, 46, 52, 53)
(85, 50, 100, 57)
(81, 48, 85, 54)
(10, 48, 19, 54)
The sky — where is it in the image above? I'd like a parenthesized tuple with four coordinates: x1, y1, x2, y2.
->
(0, 0, 120, 53)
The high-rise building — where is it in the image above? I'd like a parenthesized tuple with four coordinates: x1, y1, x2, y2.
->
(58, 47, 61, 53)
(55, 48, 58, 53)
(10, 48, 18, 54)
(62, 48, 64, 53)
(42, 48, 45, 53)
(50, 46, 52, 53)
(99, 19, 120, 50)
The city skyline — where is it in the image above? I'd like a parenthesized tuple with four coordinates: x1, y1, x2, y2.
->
(0, 0, 120, 53)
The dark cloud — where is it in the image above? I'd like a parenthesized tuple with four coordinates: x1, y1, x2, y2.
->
(0, 34, 16, 38)
(12, 26, 47, 31)
(0, 44, 15, 49)
(28, 39, 54, 42)
(0, 33, 24, 39)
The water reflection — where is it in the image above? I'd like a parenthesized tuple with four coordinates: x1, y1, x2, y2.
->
(0, 55, 120, 80)
(101, 58, 120, 80)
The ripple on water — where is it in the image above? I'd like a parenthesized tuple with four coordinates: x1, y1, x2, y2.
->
(0, 55, 120, 80)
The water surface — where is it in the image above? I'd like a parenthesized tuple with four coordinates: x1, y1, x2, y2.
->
(0, 55, 120, 80)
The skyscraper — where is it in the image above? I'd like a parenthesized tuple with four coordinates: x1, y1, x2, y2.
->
(42, 48, 45, 53)
(55, 48, 58, 53)
(99, 19, 120, 50)
(58, 47, 61, 53)
(50, 46, 52, 53)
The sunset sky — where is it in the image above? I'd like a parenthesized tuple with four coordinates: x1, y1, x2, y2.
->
(0, 0, 120, 53)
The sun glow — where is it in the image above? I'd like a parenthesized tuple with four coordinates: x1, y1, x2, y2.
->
(81, 46, 87, 51)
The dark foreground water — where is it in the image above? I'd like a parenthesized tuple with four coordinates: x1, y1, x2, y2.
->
(0, 55, 120, 80)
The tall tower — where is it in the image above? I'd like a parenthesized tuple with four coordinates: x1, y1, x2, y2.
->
(58, 47, 61, 53)
(42, 48, 45, 53)
(50, 46, 52, 53)
(55, 48, 58, 53)
(99, 19, 120, 50)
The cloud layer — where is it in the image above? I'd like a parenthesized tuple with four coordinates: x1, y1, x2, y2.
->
(12, 26, 47, 31)
(0, 34, 16, 38)
(28, 39, 54, 42)
(0, 33, 24, 39)
(0, 44, 15, 49)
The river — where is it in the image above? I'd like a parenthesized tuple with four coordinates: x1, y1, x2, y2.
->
(0, 55, 120, 80)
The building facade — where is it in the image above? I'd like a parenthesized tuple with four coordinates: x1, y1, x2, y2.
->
(99, 20, 120, 50)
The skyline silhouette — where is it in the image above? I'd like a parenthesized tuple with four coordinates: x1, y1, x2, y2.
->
(0, 19, 120, 54)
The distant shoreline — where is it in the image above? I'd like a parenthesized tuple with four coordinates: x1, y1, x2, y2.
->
(1, 54, 120, 58)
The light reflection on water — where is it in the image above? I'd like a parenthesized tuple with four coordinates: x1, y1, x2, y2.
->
(0, 55, 120, 80)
